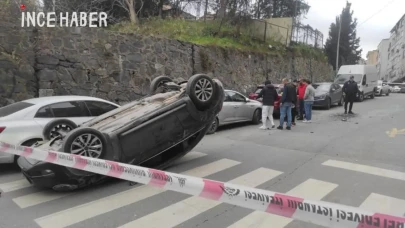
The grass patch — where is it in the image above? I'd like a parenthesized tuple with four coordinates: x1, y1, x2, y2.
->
(107, 18, 326, 61)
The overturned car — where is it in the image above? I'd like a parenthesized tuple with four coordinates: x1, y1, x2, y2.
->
(17, 74, 224, 191)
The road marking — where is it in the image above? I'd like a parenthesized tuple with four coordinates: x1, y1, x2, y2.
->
(228, 179, 338, 228)
(322, 160, 405, 181)
(35, 158, 240, 228)
(118, 167, 283, 228)
(360, 193, 405, 216)
(386, 128, 405, 138)
(0, 179, 31, 192)
(13, 191, 73, 208)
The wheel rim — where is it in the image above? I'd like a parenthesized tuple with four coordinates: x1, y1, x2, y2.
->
(195, 78, 213, 102)
(209, 120, 217, 132)
(70, 134, 103, 158)
(50, 124, 73, 139)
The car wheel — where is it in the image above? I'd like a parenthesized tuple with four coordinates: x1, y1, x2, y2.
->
(370, 92, 375, 99)
(359, 93, 364, 102)
(62, 127, 107, 159)
(387, 91, 390, 96)
(206, 118, 219, 135)
(186, 74, 216, 111)
(149, 76, 173, 94)
(338, 96, 343, 106)
(325, 98, 331, 110)
(252, 109, 261, 124)
(43, 119, 78, 141)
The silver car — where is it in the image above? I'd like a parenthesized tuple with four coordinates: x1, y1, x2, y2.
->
(376, 80, 390, 96)
(206, 89, 262, 134)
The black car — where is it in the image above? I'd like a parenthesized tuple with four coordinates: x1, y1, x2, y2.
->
(17, 74, 224, 191)
(313, 82, 344, 110)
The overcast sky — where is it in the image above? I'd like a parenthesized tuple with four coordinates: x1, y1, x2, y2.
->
(301, 0, 405, 59)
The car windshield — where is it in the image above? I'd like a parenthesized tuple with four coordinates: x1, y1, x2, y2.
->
(255, 88, 262, 94)
(313, 84, 331, 92)
(0, 102, 34, 117)
(334, 74, 363, 84)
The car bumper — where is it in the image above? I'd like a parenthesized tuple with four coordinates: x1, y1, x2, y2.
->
(17, 156, 80, 190)
(313, 99, 328, 107)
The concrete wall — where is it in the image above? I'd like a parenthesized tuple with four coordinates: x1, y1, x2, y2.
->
(0, 26, 333, 106)
(366, 50, 378, 65)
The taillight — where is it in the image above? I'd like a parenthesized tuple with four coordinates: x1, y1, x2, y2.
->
(0, 127, 5, 134)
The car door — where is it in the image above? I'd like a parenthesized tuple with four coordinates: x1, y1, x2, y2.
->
(229, 91, 251, 121)
(218, 92, 236, 124)
(331, 84, 342, 103)
(34, 101, 91, 129)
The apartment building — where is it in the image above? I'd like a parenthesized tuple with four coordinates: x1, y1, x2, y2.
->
(377, 39, 390, 80)
(387, 14, 405, 82)
(366, 50, 378, 65)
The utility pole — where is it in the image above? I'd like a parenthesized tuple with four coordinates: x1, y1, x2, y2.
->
(52, 0, 55, 12)
(335, 15, 342, 71)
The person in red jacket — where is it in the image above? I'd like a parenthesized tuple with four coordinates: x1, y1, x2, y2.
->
(297, 78, 307, 120)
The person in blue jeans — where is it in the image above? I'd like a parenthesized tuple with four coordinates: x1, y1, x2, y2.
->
(278, 78, 297, 130)
(303, 79, 315, 123)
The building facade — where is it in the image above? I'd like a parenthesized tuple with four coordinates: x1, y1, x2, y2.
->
(387, 14, 405, 82)
(377, 39, 390, 80)
(366, 50, 378, 65)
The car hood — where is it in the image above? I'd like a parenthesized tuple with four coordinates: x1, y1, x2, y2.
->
(315, 91, 328, 96)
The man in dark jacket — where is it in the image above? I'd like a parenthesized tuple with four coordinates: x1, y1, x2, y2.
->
(278, 78, 297, 130)
(257, 80, 278, 129)
(342, 75, 359, 114)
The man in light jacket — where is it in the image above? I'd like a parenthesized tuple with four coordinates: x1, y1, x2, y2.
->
(303, 79, 315, 123)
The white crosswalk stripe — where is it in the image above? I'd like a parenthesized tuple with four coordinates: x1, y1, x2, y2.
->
(34, 158, 240, 228)
(0, 179, 31, 192)
(118, 167, 283, 228)
(322, 159, 405, 181)
(228, 179, 338, 228)
(360, 193, 405, 216)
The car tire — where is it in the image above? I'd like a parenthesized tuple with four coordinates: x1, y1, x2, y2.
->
(325, 98, 331, 110)
(149, 76, 173, 94)
(43, 119, 78, 141)
(206, 118, 219, 135)
(252, 108, 261, 124)
(61, 127, 107, 159)
(370, 92, 375, 99)
(387, 91, 390, 96)
(358, 93, 364, 102)
(338, 96, 343, 106)
(186, 74, 216, 111)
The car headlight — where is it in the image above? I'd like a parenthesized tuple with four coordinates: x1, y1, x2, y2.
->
(317, 94, 326, 99)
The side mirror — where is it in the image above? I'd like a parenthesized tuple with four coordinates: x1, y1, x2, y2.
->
(245, 99, 250, 103)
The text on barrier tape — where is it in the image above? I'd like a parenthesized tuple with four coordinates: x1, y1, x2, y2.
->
(1, 141, 405, 228)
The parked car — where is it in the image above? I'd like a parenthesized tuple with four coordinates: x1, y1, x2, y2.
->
(393, 86, 402, 93)
(376, 80, 390, 96)
(400, 87, 405, 93)
(17, 74, 224, 191)
(0, 96, 120, 165)
(313, 82, 344, 109)
(248, 84, 283, 117)
(206, 89, 262, 134)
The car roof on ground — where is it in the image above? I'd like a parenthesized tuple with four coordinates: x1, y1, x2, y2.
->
(23, 96, 115, 105)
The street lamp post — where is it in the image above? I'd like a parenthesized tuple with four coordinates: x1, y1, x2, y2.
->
(336, 16, 342, 71)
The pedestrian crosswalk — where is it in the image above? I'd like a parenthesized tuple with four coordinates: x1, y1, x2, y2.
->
(0, 151, 405, 228)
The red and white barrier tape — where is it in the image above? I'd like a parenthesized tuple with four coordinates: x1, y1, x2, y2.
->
(1, 141, 404, 228)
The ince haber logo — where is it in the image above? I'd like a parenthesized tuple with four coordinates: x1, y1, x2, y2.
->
(20, 5, 108, 28)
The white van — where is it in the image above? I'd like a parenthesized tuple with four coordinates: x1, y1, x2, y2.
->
(334, 65, 378, 102)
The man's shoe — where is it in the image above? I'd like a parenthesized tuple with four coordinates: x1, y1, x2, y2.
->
(259, 126, 267, 130)
(348, 111, 354, 114)
(272, 125, 275, 128)
(344, 111, 347, 114)
(286, 126, 291, 130)
(277, 126, 283, 130)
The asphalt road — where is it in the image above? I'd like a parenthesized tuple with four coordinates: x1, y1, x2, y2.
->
(1, 93, 405, 228)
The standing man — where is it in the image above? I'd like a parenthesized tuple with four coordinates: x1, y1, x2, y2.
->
(303, 79, 316, 123)
(297, 77, 307, 120)
(342, 75, 359, 114)
(291, 80, 299, 126)
(278, 78, 296, 130)
(257, 80, 278, 130)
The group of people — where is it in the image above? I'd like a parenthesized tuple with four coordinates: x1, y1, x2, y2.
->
(257, 77, 316, 130)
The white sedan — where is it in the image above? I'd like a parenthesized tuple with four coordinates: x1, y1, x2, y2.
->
(0, 95, 120, 164)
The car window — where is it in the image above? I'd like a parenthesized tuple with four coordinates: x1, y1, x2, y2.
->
(35, 105, 54, 118)
(0, 102, 34, 117)
(228, 91, 246, 102)
(224, 92, 232, 102)
(255, 88, 262, 94)
(313, 84, 330, 92)
(85, 101, 118, 116)
(50, 101, 89, 117)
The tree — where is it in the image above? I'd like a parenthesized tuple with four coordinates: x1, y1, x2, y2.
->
(254, 0, 310, 20)
(324, 1, 362, 70)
